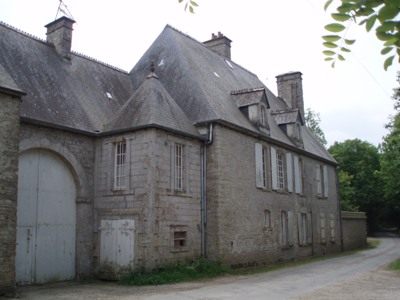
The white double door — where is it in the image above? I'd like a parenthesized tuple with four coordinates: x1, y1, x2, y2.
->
(16, 150, 76, 284)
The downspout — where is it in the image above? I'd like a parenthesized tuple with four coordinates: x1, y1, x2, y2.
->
(336, 167, 344, 252)
(200, 124, 213, 257)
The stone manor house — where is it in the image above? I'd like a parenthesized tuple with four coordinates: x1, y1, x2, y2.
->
(0, 16, 344, 293)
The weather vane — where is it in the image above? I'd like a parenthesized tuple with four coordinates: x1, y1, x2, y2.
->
(55, 0, 75, 20)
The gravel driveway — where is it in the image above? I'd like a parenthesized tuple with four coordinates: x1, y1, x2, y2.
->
(16, 236, 400, 300)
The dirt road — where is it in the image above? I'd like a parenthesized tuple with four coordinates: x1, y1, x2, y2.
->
(16, 236, 400, 300)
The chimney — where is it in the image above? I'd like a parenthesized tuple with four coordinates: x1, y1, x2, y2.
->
(203, 32, 232, 59)
(276, 71, 305, 119)
(45, 16, 76, 59)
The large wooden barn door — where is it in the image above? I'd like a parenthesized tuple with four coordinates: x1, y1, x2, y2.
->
(16, 149, 76, 284)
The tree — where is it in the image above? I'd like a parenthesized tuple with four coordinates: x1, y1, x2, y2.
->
(305, 108, 328, 146)
(328, 139, 383, 231)
(380, 114, 400, 227)
(323, 0, 400, 70)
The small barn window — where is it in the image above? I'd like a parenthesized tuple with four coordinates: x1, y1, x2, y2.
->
(264, 210, 271, 228)
(174, 231, 187, 248)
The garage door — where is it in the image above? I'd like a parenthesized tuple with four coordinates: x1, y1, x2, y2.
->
(16, 149, 76, 284)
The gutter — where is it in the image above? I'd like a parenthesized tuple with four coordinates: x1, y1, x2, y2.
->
(336, 168, 344, 252)
(200, 123, 213, 257)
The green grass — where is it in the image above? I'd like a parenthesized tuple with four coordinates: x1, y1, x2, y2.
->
(389, 259, 400, 271)
(118, 239, 381, 286)
(118, 258, 227, 286)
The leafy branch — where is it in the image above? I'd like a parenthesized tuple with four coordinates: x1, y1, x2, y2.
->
(178, 0, 199, 13)
(323, 0, 400, 70)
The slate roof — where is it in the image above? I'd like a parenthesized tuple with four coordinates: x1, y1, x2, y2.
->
(107, 72, 199, 137)
(273, 109, 303, 125)
(231, 88, 270, 108)
(0, 21, 132, 133)
(129, 25, 336, 163)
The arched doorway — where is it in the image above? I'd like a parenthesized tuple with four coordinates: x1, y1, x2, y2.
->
(16, 149, 76, 284)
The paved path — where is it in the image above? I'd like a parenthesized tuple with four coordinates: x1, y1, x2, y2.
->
(17, 236, 400, 300)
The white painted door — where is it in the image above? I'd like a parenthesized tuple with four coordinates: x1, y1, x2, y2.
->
(16, 150, 76, 284)
(100, 219, 135, 269)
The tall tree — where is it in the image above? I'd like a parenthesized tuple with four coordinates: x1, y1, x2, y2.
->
(328, 139, 383, 231)
(305, 108, 328, 146)
(379, 71, 400, 227)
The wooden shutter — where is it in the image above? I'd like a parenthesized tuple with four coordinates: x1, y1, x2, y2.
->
(297, 213, 303, 246)
(255, 143, 264, 188)
(320, 212, 326, 244)
(286, 153, 293, 193)
(293, 155, 301, 194)
(323, 165, 329, 198)
(271, 146, 277, 190)
(307, 213, 312, 244)
(288, 211, 294, 246)
(330, 213, 335, 242)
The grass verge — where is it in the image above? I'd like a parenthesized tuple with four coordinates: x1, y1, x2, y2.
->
(118, 258, 227, 286)
(389, 259, 400, 271)
(118, 239, 380, 286)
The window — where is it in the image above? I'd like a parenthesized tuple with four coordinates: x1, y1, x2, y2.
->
(277, 152, 285, 189)
(320, 212, 326, 244)
(255, 143, 268, 189)
(271, 147, 286, 191)
(330, 213, 336, 243)
(298, 212, 311, 246)
(174, 231, 187, 248)
(264, 210, 271, 228)
(280, 211, 288, 246)
(316, 164, 329, 198)
(260, 105, 266, 126)
(294, 156, 304, 194)
(114, 140, 126, 189)
(174, 143, 184, 190)
(280, 210, 294, 247)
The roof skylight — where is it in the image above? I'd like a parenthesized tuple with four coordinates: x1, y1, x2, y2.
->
(225, 59, 234, 69)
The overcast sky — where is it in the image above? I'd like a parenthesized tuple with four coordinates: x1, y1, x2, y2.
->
(1, 0, 399, 147)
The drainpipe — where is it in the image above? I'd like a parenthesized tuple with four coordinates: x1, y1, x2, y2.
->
(335, 167, 344, 252)
(200, 124, 213, 257)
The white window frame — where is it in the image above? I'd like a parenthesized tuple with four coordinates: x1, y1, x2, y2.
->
(264, 209, 271, 228)
(260, 105, 266, 126)
(255, 143, 268, 189)
(174, 143, 184, 191)
(277, 152, 285, 190)
(114, 140, 127, 190)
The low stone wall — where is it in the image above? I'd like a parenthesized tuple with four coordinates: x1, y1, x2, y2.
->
(342, 211, 367, 251)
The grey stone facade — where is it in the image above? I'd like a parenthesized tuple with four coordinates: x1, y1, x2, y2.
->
(0, 16, 360, 288)
(0, 77, 24, 296)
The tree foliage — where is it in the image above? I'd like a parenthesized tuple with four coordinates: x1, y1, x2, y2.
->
(305, 108, 328, 146)
(323, 0, 400, 70)
(328, 139, 383, 231)
(178, 0, 198, 13)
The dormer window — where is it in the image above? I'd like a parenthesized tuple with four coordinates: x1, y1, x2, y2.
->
(260, 105, 266, 126)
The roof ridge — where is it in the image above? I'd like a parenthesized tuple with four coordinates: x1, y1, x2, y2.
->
(0, 21, 128, 74)
(71, 51, 128, 74)
(0, 20, 48, 44)
(165, 24, 258, 78)
(231, 87, 265, 95)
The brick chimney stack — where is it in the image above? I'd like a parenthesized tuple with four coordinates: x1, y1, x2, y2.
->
(203, 32, 232, 59)
(45, 16, 75, 59)
(276, 72, 305, 119)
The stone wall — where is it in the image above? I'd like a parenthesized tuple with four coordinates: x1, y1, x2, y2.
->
(0, 92, 21, 296)
(206, 124, 341, 267)
(342, 211, 367, 250)
(94, 128, 202, 277)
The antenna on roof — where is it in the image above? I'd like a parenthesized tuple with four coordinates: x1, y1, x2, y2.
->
(55, 0, 75, 20)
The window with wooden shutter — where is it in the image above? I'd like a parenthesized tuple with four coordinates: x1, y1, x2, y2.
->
(288, 211, 294, 246)
(320, 212, 326, 244)
(286, 153, 293, 193)
(323, 165, 329, 198)
(330, 213, 335, 242)
(294, 156, 303, 194)
(271, 147, 277, 190)
(255, 143, 267, 188)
